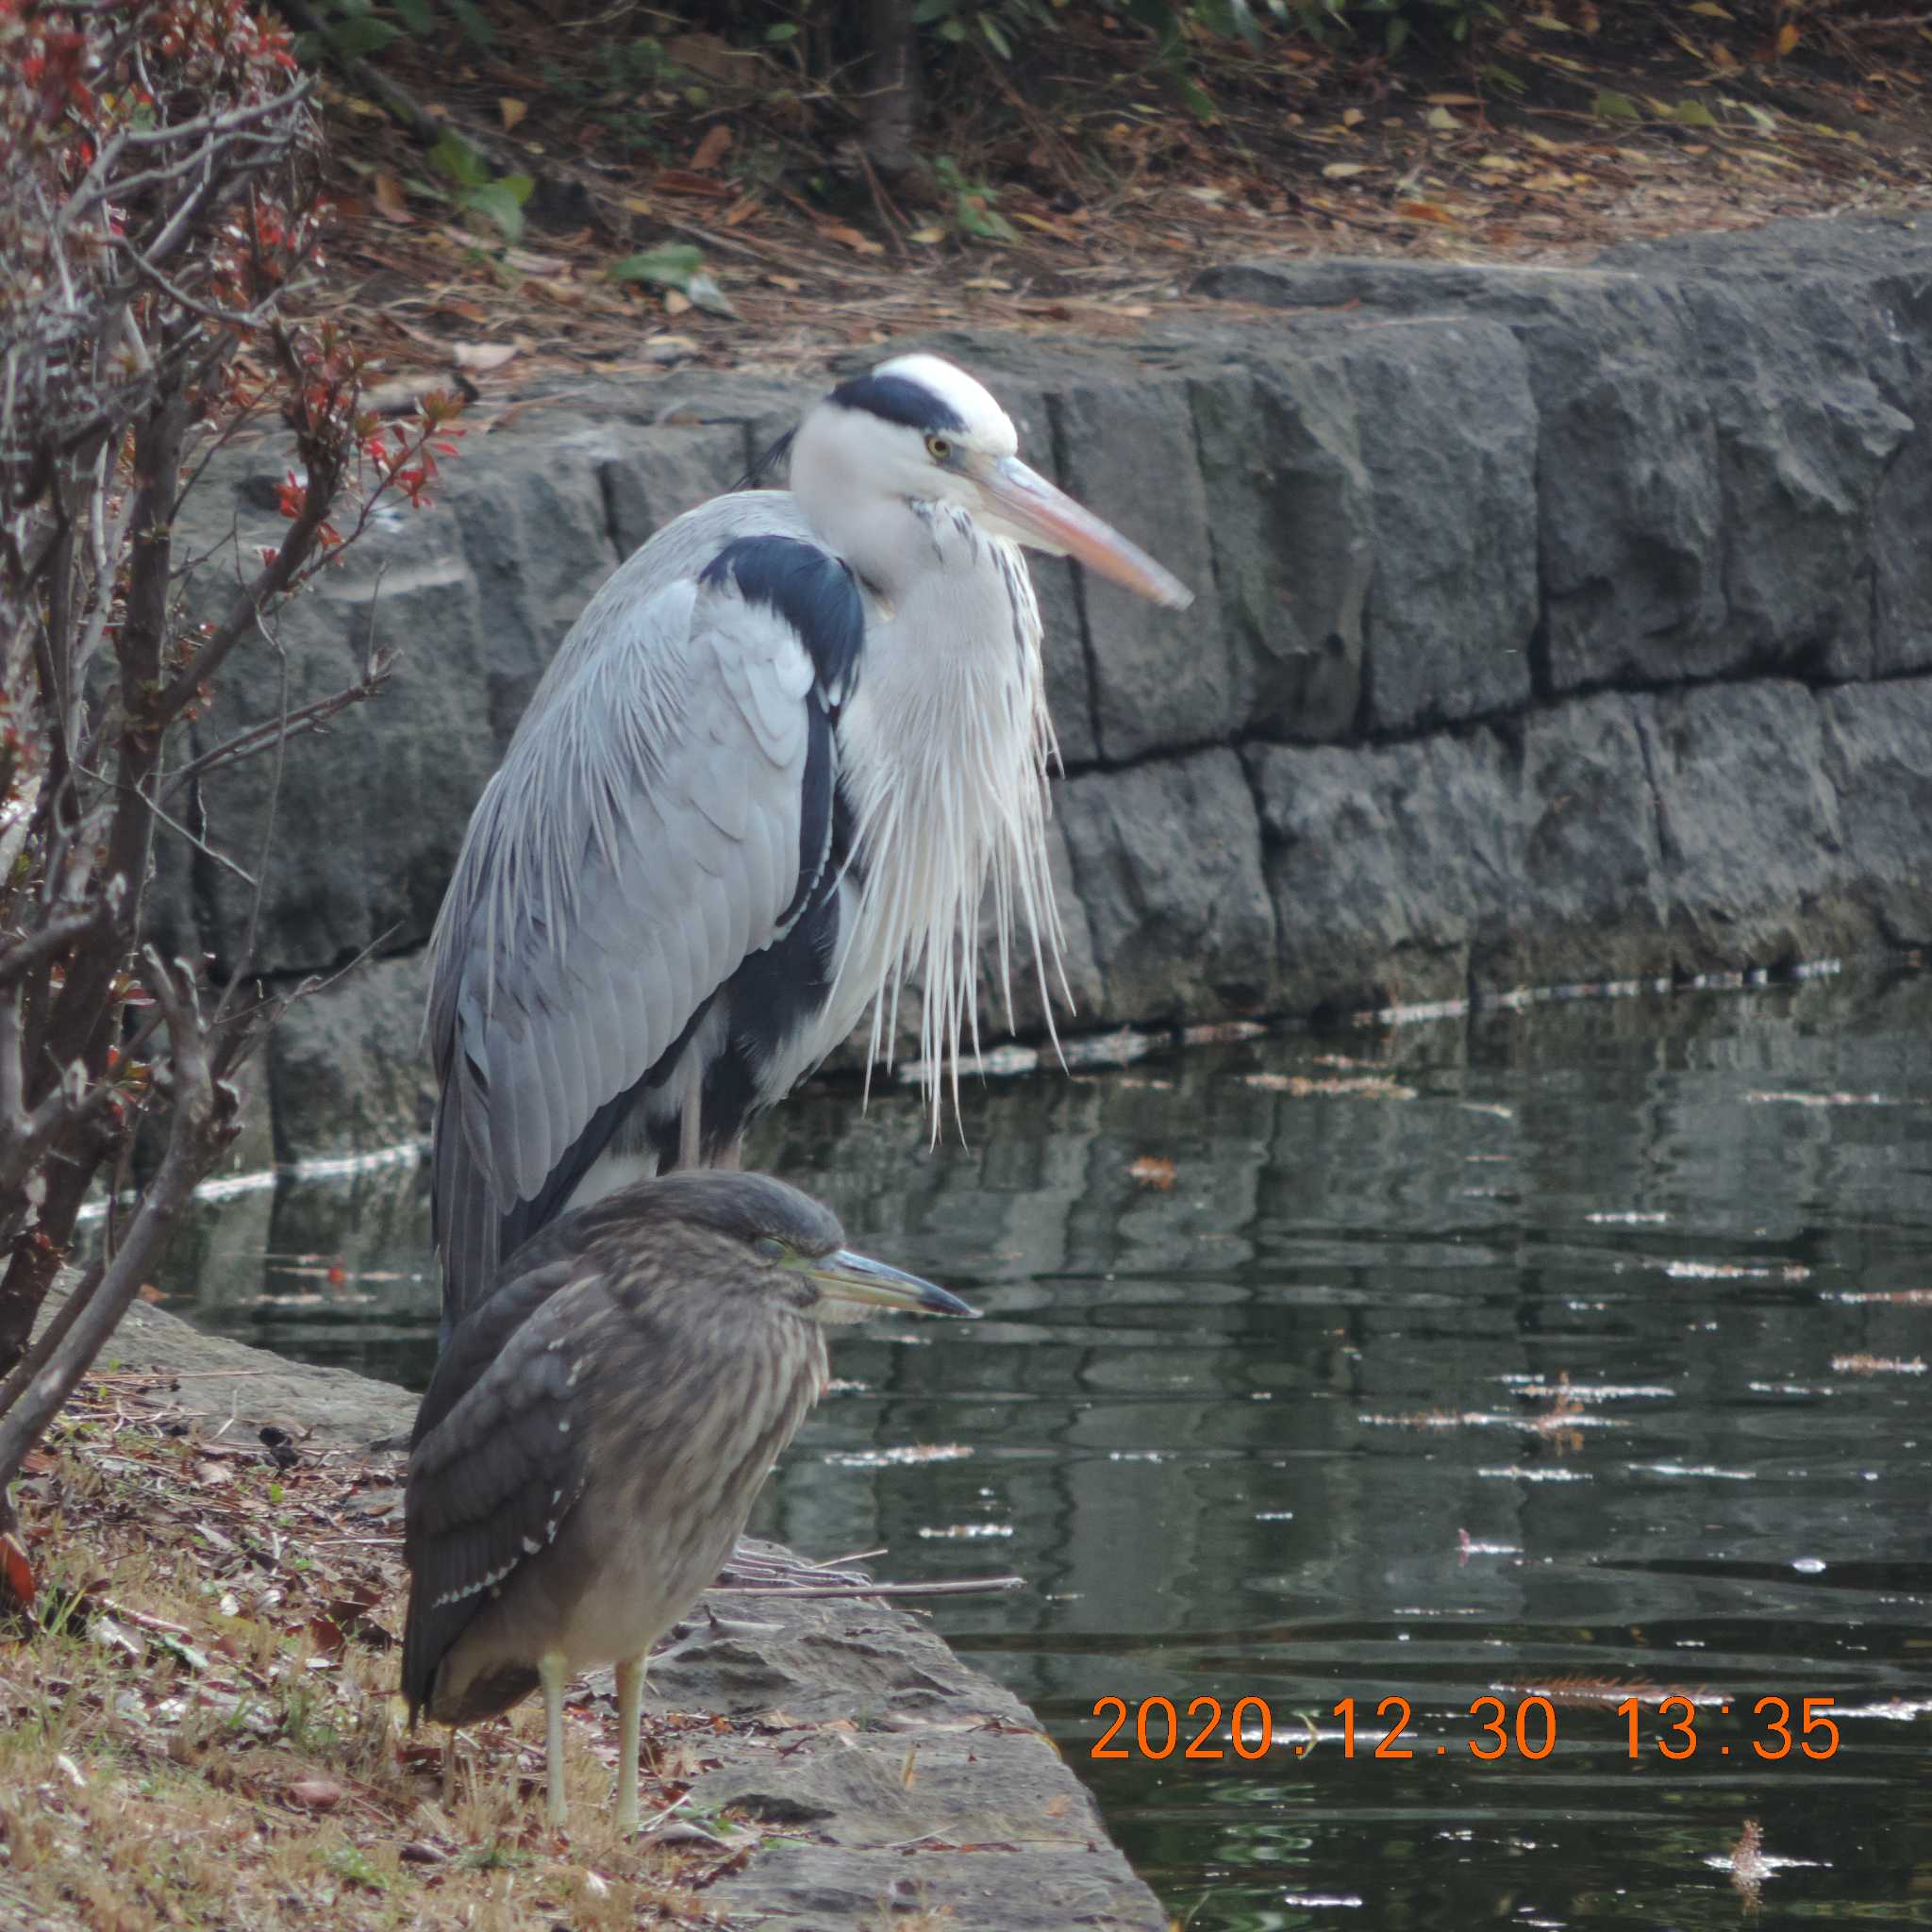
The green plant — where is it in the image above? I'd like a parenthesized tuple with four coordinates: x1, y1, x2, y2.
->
(294, 0, 495, 61)
(429, 134, 533, 244)
(933, 155, 1016, 242)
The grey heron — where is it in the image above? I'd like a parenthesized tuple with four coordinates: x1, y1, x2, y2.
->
(427, 354, 1191, 1335)
(400, 1169, 973, 1832)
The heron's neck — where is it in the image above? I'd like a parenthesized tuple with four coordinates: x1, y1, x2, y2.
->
(827, 523, 1068, 1108)
(797, 485, 942, 605)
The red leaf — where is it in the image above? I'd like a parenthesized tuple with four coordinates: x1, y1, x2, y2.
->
(306, 1615, 347, 1657)
(0, 1531, 35, 1611)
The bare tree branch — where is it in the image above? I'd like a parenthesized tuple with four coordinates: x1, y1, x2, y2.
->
(0, 955, 237, 1489)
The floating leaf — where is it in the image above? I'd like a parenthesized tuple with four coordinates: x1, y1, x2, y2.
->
(1593, 90, 1642, 121)
(1673, 99, 1719, 127)
(1774, 20, 1799, 55)
(1322, 161, 1368, 178)
(498, 97, 527, 131)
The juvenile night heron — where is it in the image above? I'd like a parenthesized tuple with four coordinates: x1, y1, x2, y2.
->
(427, 354, 1193, 1338)
(400, 1169, 974, 1832)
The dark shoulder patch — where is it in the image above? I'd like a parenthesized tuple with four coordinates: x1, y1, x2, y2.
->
(826, 372, 966, 436)
(701, 535, 863, 705)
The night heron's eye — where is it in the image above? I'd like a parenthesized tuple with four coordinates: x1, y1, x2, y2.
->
(924, 433, 952, 461)
(754, 1236, 788, 1262)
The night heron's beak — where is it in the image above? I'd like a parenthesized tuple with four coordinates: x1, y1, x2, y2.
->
(807, 1248, 978, 1319)
(972, 454, 1194, 610)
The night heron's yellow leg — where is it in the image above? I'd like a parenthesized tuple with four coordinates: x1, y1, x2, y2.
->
(539, 1651, 569, 1830)
(614, 1657, 646, 1834)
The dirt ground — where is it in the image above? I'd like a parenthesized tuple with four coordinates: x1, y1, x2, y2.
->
(0, 1306, 1149, 1932)
(301, 0, 1932, 406)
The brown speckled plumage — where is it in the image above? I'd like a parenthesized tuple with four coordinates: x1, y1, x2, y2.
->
(399, 1169, 971, 1832)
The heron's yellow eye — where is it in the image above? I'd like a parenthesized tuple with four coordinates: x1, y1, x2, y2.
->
(925, 433, 953, 461)
(755, 1236, 788, 1262)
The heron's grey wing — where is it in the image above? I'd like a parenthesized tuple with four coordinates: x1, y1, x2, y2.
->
(427, 498, 860, 1327)
(400, 1266, 598, 1719)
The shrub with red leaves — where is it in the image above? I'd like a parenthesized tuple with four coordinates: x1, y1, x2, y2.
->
(0, 0, 461, 1554)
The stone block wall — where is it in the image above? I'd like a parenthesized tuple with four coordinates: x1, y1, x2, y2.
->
(155, 216, 1932, 1159)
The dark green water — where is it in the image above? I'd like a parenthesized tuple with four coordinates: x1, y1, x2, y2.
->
(158, 970, 1932, 1929)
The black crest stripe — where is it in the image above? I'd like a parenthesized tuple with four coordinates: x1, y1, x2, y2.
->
(826, 372, 967, 436)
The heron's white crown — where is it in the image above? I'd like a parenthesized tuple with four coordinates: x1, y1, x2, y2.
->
(868, 353, 1020, 458)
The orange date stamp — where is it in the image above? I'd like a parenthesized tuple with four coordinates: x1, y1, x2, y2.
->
(1090, 1693, 1842, 1762)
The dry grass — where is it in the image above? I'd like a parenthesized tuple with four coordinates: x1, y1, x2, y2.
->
(0, 1380, 758, 1930)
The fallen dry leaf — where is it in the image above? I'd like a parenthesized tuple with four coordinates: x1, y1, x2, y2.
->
(691, 123, 733, 172)
(453, 341, 519, 374)
(372, 172, 409, 223)
(285, 1776, 344, 1811)
(306, 1614, 348, 1657)
(498, 96, 527, 131)
(818, 222, 884, 256)
(1244, 1073, 1419, 1100)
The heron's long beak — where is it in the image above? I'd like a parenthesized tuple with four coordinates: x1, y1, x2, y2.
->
(807, 1248, 978, 1319)
(972, 455, 1194, 610)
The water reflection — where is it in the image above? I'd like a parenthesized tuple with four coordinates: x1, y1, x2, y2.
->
(156, 969, 1932, 1929)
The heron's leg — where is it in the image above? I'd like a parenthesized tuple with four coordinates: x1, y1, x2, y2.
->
(614, 1656, 645, 1833)
(678, 1061, 703, 1170)
(538, 1650, 569, 1830)
(441, 1725, 458, 1806)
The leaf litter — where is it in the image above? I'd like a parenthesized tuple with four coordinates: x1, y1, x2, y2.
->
(0, 1373, 814, 1928)
(293, 1, 1932, 404)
